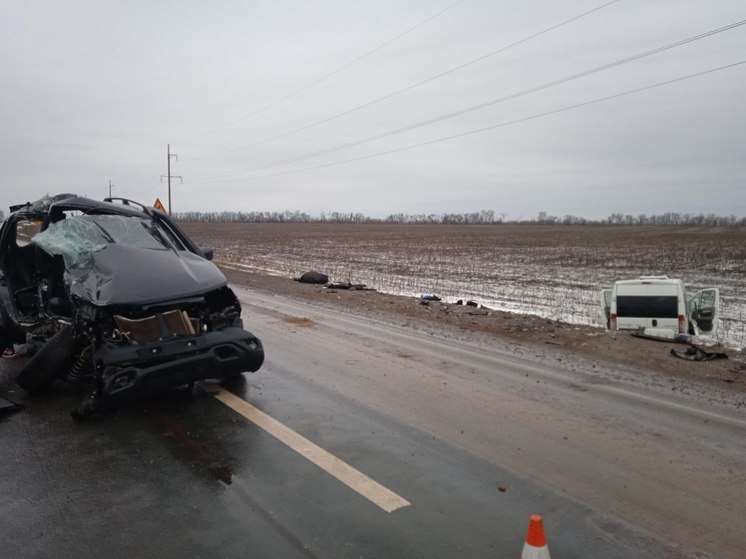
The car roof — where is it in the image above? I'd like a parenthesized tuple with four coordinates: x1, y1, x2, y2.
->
(50, 196, 149, 218)
(11, 195, 153, 220)
(614, 278, 683, 286)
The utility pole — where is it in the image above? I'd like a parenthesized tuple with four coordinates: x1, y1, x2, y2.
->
(108, 179, 115, 198)
(160, 144, 182, 215)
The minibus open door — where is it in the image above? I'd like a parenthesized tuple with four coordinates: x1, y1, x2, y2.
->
(600, 289, 612, 329)
(688, 288, 720, 334)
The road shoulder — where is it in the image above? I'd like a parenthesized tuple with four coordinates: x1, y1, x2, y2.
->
(221, 266, 745, 399)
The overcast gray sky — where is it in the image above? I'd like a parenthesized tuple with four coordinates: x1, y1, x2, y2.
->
(1, 0, 744, 219)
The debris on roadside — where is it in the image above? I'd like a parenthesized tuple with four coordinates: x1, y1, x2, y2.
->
(464, 308, 489, 316)
(295, 271, 329, 284)
(326, 282, 374, 291)
(671, 345, 728, 362)
(418, 299, 491, 318)
(415, 295, 494, 316)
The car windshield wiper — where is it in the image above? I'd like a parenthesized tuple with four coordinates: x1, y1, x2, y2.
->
(89, 220, 115, 243)
(142, 220, 175, 251)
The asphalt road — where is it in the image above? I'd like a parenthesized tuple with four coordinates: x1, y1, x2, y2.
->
(1, 286, 744, 558)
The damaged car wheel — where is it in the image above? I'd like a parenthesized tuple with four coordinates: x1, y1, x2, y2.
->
(16, 325, 80, 393)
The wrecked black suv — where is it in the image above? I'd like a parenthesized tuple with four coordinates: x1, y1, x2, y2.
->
(0, 194, 263, 418)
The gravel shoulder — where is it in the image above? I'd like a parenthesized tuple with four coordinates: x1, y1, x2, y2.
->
(220, 265, 746, 399)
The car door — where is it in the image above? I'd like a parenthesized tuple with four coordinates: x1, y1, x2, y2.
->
(0, 211, 44, 326)
(688, 288, 720, 334)
(600, 289, 612, 328)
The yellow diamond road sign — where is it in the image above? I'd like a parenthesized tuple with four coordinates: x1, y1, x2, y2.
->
(153, 198, 166, 212)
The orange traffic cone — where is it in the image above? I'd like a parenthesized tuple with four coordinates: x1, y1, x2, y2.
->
(521, 514, 551, 559)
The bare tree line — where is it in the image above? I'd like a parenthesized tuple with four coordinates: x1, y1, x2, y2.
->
(601, 212, 746, 227)
(174, 210, 502, 224)
(174, 209, 746, 227)
(3, 205, 741, 227)
(4, 201, 738, 228)
(536, 211, 746, 227)
(1, 206, 741, 227)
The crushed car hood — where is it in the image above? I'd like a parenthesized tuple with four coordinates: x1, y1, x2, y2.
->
(68, 244, 227, 306)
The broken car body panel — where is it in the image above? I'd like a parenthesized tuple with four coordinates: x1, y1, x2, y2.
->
(0, 195, 264, 417)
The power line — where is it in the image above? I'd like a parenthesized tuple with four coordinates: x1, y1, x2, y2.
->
(190, 18, 745, 182)
(202, 60, 746, 183)
(184, 0, 467, 147)
(192, 0, 623, 163)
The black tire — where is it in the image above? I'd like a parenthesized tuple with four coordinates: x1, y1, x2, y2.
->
(16, 325, 80, 394)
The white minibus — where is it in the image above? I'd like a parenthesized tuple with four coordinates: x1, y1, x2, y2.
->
(601, 276, 719, 335)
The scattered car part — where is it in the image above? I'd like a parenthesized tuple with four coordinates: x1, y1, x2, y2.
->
(671, 345, 728, 361)
(295, 271, 329, 284)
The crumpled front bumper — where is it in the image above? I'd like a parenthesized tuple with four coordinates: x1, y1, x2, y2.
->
(92, 327, 264, 406)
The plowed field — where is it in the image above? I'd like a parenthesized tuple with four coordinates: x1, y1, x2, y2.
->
(182, 222, 746, 350)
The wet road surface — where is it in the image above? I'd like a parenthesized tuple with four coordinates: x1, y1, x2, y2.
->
(1, 286, 744, 558)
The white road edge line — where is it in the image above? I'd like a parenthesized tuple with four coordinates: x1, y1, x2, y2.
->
(214, 388, 411, 513)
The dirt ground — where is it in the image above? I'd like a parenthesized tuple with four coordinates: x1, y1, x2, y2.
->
(221, 267, 746, 394)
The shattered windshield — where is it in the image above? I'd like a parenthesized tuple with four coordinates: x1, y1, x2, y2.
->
(33, 214, 174, 267)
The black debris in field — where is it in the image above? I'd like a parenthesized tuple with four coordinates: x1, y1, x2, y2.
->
(325, 282, 374, 291)
(294, 271, 329, 284)
(671, 345, 728, 362)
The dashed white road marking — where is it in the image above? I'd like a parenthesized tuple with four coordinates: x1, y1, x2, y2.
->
(215, 388, 411, 513)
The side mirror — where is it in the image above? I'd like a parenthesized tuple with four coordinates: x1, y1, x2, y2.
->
(200, 246, 214, 261)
